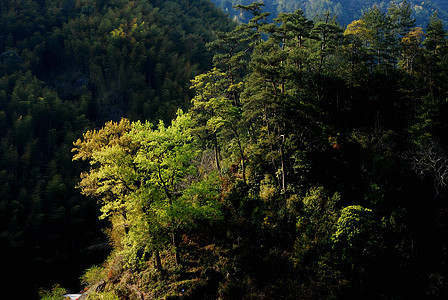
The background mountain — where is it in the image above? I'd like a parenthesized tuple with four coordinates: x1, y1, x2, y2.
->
(0, 0, 231, 297)
(213, 0, 448, 26)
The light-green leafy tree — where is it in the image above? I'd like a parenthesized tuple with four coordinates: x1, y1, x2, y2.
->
(129, 110, 222, 267)
(332, 205, 382, 266)
(73, 111, 222, 271)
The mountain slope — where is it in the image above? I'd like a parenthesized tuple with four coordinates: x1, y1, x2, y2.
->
(213, 0, 448, 26)
(0, 0, 233, 297)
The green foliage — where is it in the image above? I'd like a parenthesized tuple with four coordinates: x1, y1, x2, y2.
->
(83, 291, 120, 300)
(0, 70, 100, 298)
(4, 0, 448, 298)
(293, 188, 341, 277)
(332, 205, 382, 263)
(73, 111, 223, 270)
(185, 5, 448, 298)
(0, 0, 232, 295)
(424, 12, 448, 54)
(38, 284, 67, 300)
(190, 67, 246, 177)
(211, 0, 448, 27)
(80, 265, 105, 287)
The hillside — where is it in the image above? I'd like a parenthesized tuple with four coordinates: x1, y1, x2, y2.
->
(3, 0, 448, 299)
(213, 0, 448, 26)
(66, 3, 448, 299)
(0, 0, 232, 297)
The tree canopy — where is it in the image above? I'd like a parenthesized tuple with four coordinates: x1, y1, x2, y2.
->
(71, 3, 448, 299)
(3, 0, 448, 299)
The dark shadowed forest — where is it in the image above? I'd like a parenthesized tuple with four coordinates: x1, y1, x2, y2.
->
(0, 0, 230, 297)
(2, 0, 448, 299)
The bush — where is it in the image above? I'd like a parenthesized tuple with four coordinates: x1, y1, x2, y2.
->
(80, 265, 104, 287)
(39, 284, 67, 300)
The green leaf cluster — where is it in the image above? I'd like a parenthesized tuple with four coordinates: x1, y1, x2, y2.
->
(73, 111, 223, 270)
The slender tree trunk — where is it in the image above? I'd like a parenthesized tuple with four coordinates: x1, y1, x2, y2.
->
(213, 133, 221, 174)
(263, 102, 281, 188)
(228, 52, 239, 107)
(279, 134, 287, 204)
(231, 126, 246, 184)
(158, 168, 180, 267)
(172, 229, 179, 266)
(154, 250, 163, 273)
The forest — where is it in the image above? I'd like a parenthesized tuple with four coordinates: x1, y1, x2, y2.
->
(212, 0, 448, 26)
(0, 0, 230, 297)
(2, 0, 448, 299)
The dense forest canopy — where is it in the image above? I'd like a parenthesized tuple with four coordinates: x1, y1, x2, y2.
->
(212, 0, 448, 26)
(2, 0, 448, 299)
(0, 0, 231, 297)
(69, 2, 448, 299)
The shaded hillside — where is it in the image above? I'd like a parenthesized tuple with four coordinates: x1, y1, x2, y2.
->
(0, 0, 232, 298)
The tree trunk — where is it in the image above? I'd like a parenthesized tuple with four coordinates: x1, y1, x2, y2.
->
(172, 229, 179, 266)
(154, 250, 163, 273)
(213, 133, 221, 174)
(279, 134, 287, 205)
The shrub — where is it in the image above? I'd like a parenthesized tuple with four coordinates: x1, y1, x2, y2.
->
(39, 284, 67, 300)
